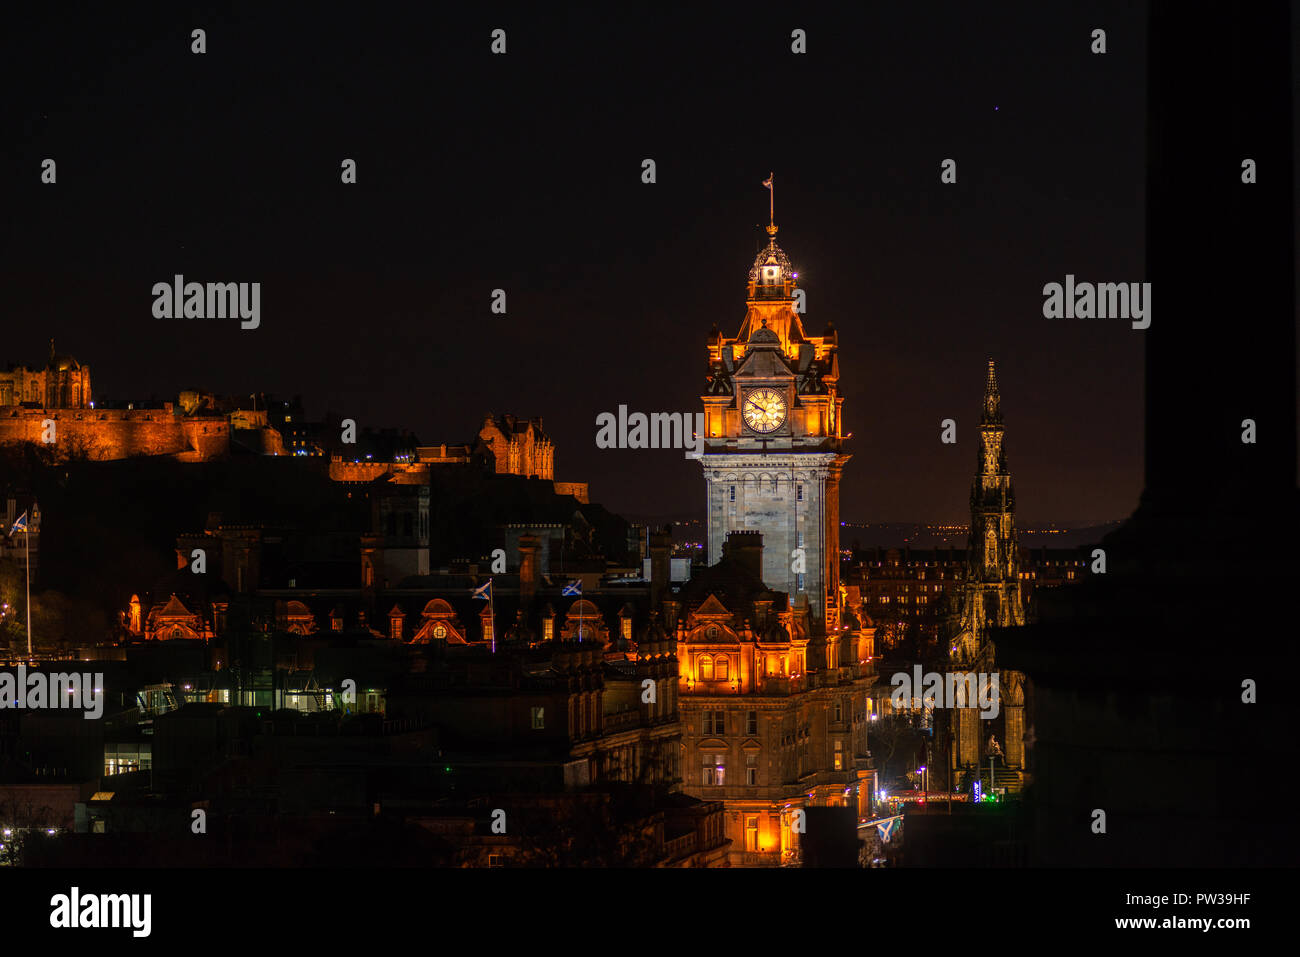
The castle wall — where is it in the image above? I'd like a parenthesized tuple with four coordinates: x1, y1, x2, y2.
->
(0, 408, 229, 460)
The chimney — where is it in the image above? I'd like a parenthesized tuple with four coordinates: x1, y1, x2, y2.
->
(649, 526, 672, 608)
(518, 533, 541, 605)
(723, 530, 764, 582)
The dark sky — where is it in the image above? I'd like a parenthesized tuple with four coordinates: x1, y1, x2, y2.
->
(4, 2, 1157, 525)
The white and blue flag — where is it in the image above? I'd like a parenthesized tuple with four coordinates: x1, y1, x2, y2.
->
(471, 579, 492, 601)
(562, 580, 582, 597)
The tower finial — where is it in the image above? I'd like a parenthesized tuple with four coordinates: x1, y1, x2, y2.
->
(50, 338, 55, 359)
(762, 172, 776, 236)
(986, 358, 999, 397)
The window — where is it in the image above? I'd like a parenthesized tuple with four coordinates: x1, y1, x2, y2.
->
(715, 656, 728, 680)
(488, 854, 503, 868)
(531, 706, 545, 729)
(699, 655, 714, 680)
(834, 739, 844, 771)
(797, 484, 803, 501)
(746, 710, 758, 735)
(745, 815, 759, 850)
(543, 619, 554, 641)
(746, 754, 758, 786)
(834, 699, 843, 723)
(729, 485, 735, 502)
(621, 618, 633, 641)
(702, 753, 725, 786)
(390, 618, 402, 640)
(703, 710, 726, 735)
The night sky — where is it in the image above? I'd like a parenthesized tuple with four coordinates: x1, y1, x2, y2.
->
(4, 2, 1157, 526)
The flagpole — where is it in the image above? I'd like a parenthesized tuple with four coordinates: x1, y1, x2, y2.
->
(489, 581, 495, 653)
(24, 527, 31, 661)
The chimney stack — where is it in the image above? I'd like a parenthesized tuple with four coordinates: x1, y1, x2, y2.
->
(649, 526, 672, 608)
(723, 530, 764, 582)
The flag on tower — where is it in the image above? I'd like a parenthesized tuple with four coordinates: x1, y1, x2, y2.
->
(471, 579, 492, 601)
(562, 580, 582, 597)
(762, 174, 773, 189)
(11, 512, 27, 533)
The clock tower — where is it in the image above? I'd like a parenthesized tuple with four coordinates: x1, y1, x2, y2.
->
(699, 217, 849, 627)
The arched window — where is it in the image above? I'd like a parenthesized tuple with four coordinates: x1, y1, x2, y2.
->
(715, 655, 729, 680)
(699, 654, 714, 680)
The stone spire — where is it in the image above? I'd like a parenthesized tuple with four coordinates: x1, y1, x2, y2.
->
(982, 358, 1002, 423)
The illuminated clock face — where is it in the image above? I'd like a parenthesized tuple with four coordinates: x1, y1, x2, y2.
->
(432, 623, 448, 639)
(743, 388, 787, 433)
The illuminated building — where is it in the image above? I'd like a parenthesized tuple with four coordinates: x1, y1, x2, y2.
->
(683, 218, 873, 864)
(0, 346, 230, 461)
(477, 414, 554, 480)
(0, 341, 91, 408)
(700, 220, 848, 625)
(673, 532, 875, 865)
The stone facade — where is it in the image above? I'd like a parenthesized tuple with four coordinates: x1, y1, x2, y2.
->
(0, 405, 229, 461)
(947, 360, 1028, 781)
(479, 414, 554, 480)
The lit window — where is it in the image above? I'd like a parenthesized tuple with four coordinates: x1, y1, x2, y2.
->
(715, 656, 729, 680)
(543, 619, 554, 641)
(531, 706, 545, 729)
(702, 753, 725, 786)
(745, 815, 759, 850)
(699, 654, 714, 680)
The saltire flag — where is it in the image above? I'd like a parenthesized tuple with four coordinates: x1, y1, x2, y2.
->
(876, 817, 900, 843)
(562, 580, 582, 597)
(11, 511, 27, 533)
(471, 579, 492, 601)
